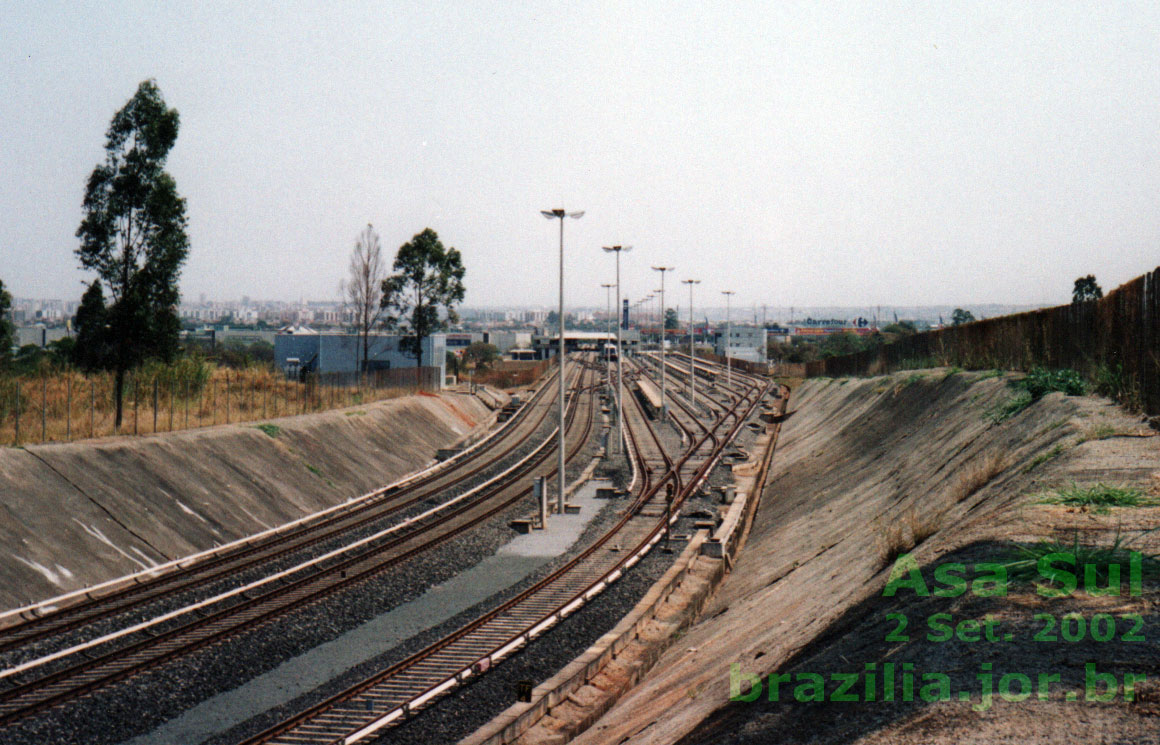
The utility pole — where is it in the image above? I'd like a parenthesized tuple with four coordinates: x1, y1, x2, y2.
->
(651, 266, 673, 421)
(602, 282, 615, 394)
(682, 279, 701, 410)
(602, 246, 632, 455)
(721, 290, 735, 389)
(541, 207, 584, 513)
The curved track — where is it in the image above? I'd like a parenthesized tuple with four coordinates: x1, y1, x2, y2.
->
(238, 354, 770, 745)
(0, 362, 600, 729)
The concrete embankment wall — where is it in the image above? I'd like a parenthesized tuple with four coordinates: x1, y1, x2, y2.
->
(572, 370, 1100, 745)
(0, 391, 496, 611)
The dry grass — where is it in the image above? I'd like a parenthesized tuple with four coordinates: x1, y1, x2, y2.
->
(908, 507, 945, 544)
(0, 366, 419, 446)
(876, 518, 914, 568)
(876, 506, 947, 568)
(948, 450, 1013, 502)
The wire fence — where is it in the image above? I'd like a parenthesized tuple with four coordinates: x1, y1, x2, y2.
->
(0, 365, 442, 447)
(804, 266, 1160, 416)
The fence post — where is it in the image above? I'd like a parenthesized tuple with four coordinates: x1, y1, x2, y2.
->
(133, 374, 139, 435)
(13, 385, 20, 446)
(66, 372, 72, 441)
(185, 379, 190, 429)
(41, 374, 47, 443)
(152, 377, 159, 433)
(211, 379, 216, 426)
(90, 378, 95, 439)
(226, 371, 231, 424)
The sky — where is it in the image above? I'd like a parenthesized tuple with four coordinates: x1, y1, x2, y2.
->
(3, 1, 1159, 312)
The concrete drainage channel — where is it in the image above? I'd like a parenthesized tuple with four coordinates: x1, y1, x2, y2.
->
(459, 387, 787, 745)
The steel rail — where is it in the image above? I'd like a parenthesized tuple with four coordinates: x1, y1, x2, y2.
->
(0, 365, 600, 727)
(0, 365, 567, 650)
(238, 359, 769, 745)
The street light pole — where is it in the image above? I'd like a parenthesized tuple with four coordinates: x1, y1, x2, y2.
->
(601, 283, 615, 344)
(682, 279, 701, 410)
(651, 266, 673, 421)
(601, 282, 615, 394)
(602, 245, 632, 455)
(542, 207, 584, 514)
(721, 290, 735, 389)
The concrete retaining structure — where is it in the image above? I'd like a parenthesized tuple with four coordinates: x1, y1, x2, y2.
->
(0, 391, 495, 612)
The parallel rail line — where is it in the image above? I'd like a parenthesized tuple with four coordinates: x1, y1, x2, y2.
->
(239, 355, 769, 745)
(0, 363, 600, 728)
(0, 367, 567, 652)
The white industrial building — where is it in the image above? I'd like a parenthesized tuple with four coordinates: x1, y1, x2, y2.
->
(711, 325, 767, 363)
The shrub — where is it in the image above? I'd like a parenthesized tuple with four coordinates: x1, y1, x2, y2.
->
(1019, 367, 1086, 400)
(987, 389, 1033, 423)
(1093, 362, 1126, 400)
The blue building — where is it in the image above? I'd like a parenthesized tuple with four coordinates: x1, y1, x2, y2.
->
(274, 330, 446, 386)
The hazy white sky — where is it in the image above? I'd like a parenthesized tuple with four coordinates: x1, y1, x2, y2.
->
(3, 1, 1158, 310)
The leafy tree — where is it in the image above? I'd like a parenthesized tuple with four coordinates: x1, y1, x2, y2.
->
(216, 340, 274, 368)
(545, 311, 575, 328)
(75, 79, 189, 427)
(768, 338, 822, 364)
(342, 223, 385, 373)
(951, 308, 975, 326)
(819, 331, 866, 358)
(883, 320, 917, 336)
(462, 342, 500, 371)
(380, 228, 465, 379)
(47, 337, 76, 368)
(1072, 275, 1103, 303)
(445, 350, 460, 379)
(12, 345, 46, 375)
(0, 279, 13, 367)
(664, 308, 679, 330)
(73, 280, 110, 371)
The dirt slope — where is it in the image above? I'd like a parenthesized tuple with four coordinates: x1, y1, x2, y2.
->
(573, 370, 1160, 745)
(0, 391, 493, 610)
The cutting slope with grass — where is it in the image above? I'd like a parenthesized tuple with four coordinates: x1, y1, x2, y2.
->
(573, 369, 1160, 745)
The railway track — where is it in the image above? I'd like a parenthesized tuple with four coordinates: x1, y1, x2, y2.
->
(237, 355, 770, 745)
(0, 365, 573, 653)
(0, 361, 601, 730)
